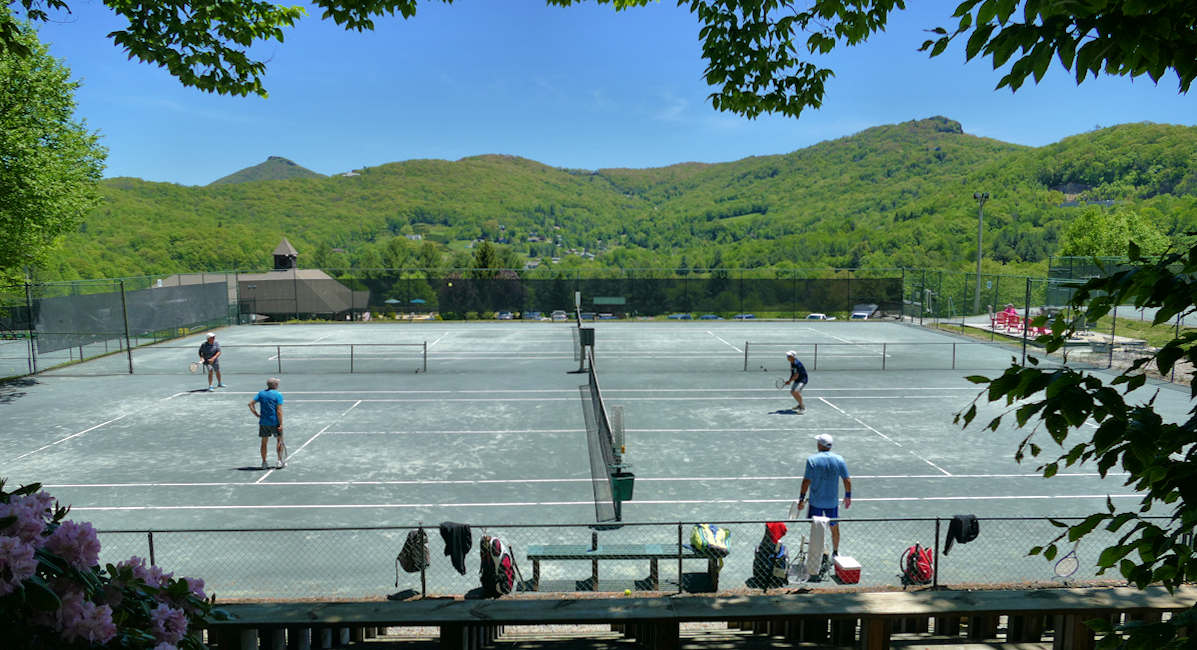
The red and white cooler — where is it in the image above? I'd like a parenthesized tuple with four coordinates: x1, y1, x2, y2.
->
(834, 556, 861, 584)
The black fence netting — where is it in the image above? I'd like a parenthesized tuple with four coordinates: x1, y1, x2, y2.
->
(264, 270, 905, 320)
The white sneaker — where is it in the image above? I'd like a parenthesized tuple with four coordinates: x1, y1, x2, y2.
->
(260, 460, 269, 469)
(797, 407, 806, 415)
(276, 459, 286, 469)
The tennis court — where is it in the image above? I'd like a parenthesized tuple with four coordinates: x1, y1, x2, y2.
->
(1, 319, 1185, 598)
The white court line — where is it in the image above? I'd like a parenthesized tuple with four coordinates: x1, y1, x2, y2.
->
(819, 397, 953, 476)
(181, 387, 981, 395)
(427, 332, 450, 348)
(44, 472, 1128, 489)
(273, 396, 963, 404)
(256, 399, 362, 483)
(322, 426, 868, 435)
(707, 331, 743, 353)
(9, 392, 187, 462)
(799, 326, 855, 344)
(72, 493, 1144, 512)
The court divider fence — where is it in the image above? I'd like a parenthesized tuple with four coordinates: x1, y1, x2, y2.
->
(94, 516, 1172, 601)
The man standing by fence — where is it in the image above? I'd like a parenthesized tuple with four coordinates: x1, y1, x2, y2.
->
(198, 332, 225, 391)
(797, 433, 851, 556)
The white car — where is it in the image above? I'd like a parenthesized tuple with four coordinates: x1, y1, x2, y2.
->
(551, 310, 568, 321)
(806, 313, 836, 321)
(850, 312, 870, 320)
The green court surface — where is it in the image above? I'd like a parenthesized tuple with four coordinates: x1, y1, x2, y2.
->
(1, 320, 1186, 598)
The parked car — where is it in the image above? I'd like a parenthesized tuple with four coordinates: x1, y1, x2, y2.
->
(523, 311, 542, 320)
(580, 312, 596, 321)
(496, 311, 513, 320)
(699, 314, 723, 320)
(551, 310, 568, 321)
(733, 313, 756, 320)
(806, 313, 835, 321)
(598, 313, 616, 320)
(667, 313, 693, 320)
(850, 312, 870, 320)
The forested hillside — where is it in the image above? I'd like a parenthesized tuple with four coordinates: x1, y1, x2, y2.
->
(42, 117, 1197, 280)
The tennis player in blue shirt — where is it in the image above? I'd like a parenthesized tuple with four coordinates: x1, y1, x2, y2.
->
(249, 377, 285, 469)
(797, 433, 852, 556)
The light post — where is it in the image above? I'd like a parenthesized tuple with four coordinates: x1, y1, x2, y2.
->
(973, 192, 989, 314)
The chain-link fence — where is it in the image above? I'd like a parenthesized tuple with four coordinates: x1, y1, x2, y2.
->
(6, 266, 1180, 382)
(96, 517, 1158, 601)
(0, 274, 237, 377)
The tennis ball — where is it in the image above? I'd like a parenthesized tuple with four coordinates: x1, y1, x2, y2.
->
(624, 589, 631, 596)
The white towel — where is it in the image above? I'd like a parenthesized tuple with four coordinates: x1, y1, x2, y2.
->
(806, 516, 831, 577)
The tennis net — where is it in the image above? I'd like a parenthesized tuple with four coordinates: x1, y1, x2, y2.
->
(579, 347, 619, 522)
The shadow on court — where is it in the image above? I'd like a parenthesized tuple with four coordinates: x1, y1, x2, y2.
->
(0, 377, 37, 404)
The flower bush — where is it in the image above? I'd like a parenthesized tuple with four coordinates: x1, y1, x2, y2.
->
(0, 479, 222, 649)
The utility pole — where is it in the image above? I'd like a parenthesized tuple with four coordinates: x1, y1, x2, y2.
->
(973, 192, 989, 314)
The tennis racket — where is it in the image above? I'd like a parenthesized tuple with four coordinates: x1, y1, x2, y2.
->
(189, 361, 200, 373)
(787, 499, 803, 520)
(1054, 542, 1080, 578)
(278, 440, 288, 468)
(775, 378, 789, 390)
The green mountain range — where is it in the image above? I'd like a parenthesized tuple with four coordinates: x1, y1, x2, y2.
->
(41, 117, 1197, 281)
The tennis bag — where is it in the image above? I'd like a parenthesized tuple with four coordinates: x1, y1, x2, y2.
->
(479, 535, 516, 597)
(396, 528, 430, 576)
(689, 523, 731, 559)
(899, 543, 934, 587)
(752, 522, 789, 588)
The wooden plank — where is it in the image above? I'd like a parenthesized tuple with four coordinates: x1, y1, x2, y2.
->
(525, 543, 705, 560)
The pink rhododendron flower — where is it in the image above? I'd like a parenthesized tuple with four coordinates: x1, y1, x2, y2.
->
(118, 555, 150, 580)
(150, 603, 188, 645)
(0, 535, 38, 596)
(145, 563, 174, 589)
(180, 576, 206, 600)
(0, 498, 49, 543)
(44, 520, 101, 570)
(57, 590, 117, 644)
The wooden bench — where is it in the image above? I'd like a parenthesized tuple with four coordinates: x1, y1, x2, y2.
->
(204, 585, 1196, 650)
(524, 543, 721, 591)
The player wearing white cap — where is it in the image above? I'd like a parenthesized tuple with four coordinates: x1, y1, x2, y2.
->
(198, 332, 226, 391)
(784, 350, 808, 413)
(797, 433, 852, 556)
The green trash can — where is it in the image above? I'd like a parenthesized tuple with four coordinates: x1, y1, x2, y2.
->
(611, 471, 635, 501)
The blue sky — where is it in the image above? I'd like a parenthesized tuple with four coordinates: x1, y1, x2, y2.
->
(36, 1, 1197, 186)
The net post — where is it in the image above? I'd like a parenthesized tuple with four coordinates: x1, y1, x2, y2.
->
(350, 344, 355, 374)
(423, 341, 428, 373)
(277, 346, 282, 374)
(119, 280, 134, 374)
(882, 343, 886, 371)
(743, 342, 748, 372)
(813, 343, 818, 371)
(148, 531, 156, 566)
(952, 343, 956, 370)
(677, 523, 683, 594)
